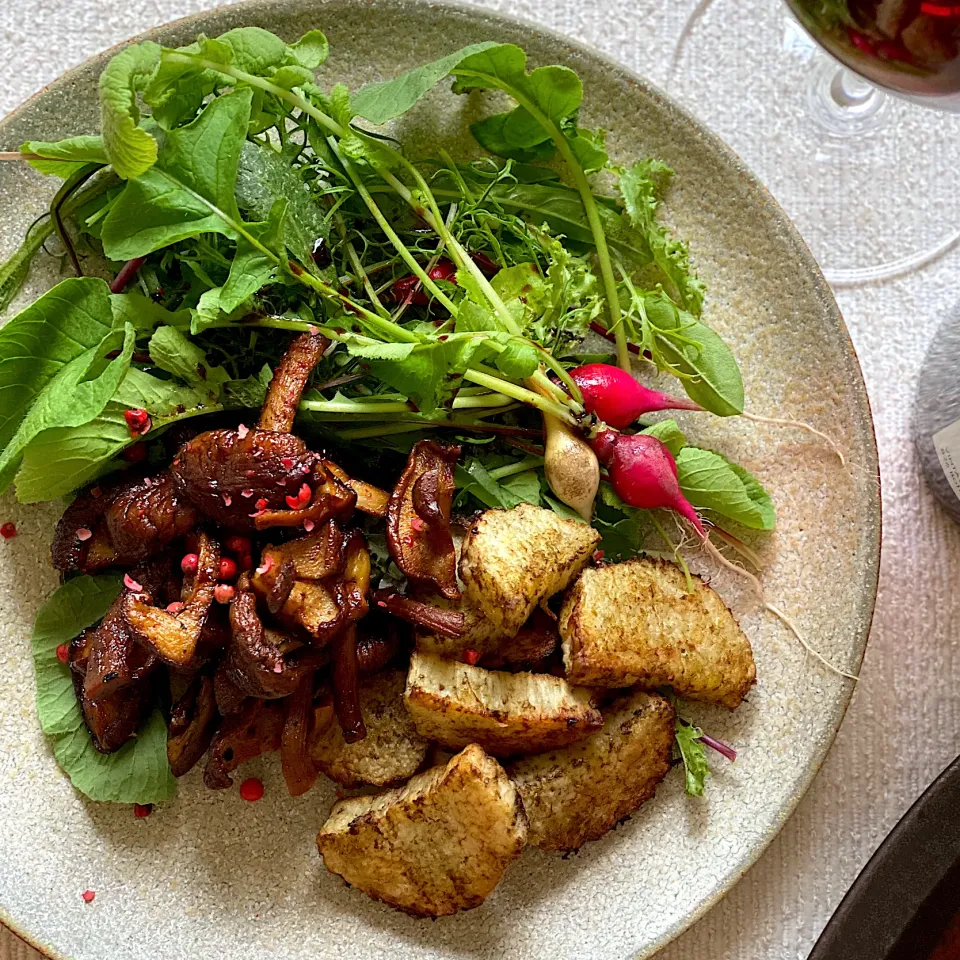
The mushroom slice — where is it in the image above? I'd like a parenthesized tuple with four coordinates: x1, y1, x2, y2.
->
(386, 440, 460, 600)
(225, 583, 322, 698)
(168, 672, 219, 777)
(281, 670, 323, 797)
(323, 459, 390, 517)
(83, 597, 157, 703)
(374, 590, 465, 638)
(123, 531, 220, 667)
(204, 698, 285, 789)
(251, 463, 356, 531)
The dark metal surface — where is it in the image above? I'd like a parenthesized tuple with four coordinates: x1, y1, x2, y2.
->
(810, 755, 960, 959)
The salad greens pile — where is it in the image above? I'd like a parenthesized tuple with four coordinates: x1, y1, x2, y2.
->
(1, 27, 774, 800)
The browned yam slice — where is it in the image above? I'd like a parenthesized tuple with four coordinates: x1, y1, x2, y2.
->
(560, 558, 756, 709)
(404, 652, 602, 756)
(323, 459, 390, 517)
(204, 698, 285, 789)
(311, 669, 430, 788)
(459, 503, 599, 640)
(316, 744, 527, 916)
(123, 531, 219, 667)
(168, 673, 219, 777)
(387, 440, 460, 600)
(507, 690, 675, 852)
(413, 594, 499, 659)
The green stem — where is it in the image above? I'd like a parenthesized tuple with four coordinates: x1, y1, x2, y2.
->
(330, 141, 460, 315)
(452, 67, 629, 371)
(438, 147, 504, 265)
(488, 456, 543, 480)
(300, 392, 514, 417)
(334, 214, 391, 318)
(378, 159, 519, 334)
(462, 365, 577, 425)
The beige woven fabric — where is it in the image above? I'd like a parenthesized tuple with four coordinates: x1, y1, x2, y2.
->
(2, 1, 958, 959)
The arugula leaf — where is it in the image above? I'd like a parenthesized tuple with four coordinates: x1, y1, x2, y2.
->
(148, 325, 228, 391)
(220, 198, 287, 312)
(101, 87, 253, 259)
(13, 369, 218, 502)
(0, 277, 116, 456)
(0, 323, 135, 493)
(110, 291, 191, 333)
(54, 709, 176, 804)
(21, 136, 108, 178)
(675, 446, 775, 530)
(98, 41, 162, 179)
(235, 141, 328, 265)
(32, 573, 175, 804)
(675, 719, 709, 796)
(619, 160, 705, 315)
(641, 419, 686, 456)
(350, 42, 498, 124)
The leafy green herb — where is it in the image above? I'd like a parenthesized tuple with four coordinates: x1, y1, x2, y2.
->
(102, 87, 253, 258)
(641, 418, 686, 456)
(31, 574, 176, 803)
(675, 718, 709, 797)
(21, 136, 109, 178)
(98, 41, 163, 179)
(675, 447, 775, 530)
(0, 278, 118, 456)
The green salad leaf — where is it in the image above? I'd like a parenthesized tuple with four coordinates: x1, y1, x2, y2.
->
(98, 41, 163, 179)
(641, 418, 687, 456)
(21, 136, 109, 178)
(675, 718, 710, 797)
(102, 87, 253, 259)
(675, 446, 776, 530)
(0, 278, 118, 457)
(32, 574, 176, 804)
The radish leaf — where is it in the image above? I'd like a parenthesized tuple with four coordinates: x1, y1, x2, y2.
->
(20, 136, 108, 178)
(675, 446, 775, 530)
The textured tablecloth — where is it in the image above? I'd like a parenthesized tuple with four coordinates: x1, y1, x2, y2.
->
(2, 1, 959, 958)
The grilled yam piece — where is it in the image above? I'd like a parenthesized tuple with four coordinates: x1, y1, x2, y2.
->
(123, 531, 219, 667)
(225, 582, 321, 698)
(311, 669, 429, 787)
(168, 672, 219, 777)
(560, 558, 756, 708)
(508, 690, 675, 851)
(316, 744, 527, 916)
(386, 440, 460, 600)
(459, 503, 600, 641)
(404, 652, 602, 756)
(69, 628, 154, 754)
(51, 471, 196, 573)
(204, 698, 284, 789)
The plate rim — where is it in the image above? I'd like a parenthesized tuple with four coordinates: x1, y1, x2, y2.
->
(0, 1, 882, 957)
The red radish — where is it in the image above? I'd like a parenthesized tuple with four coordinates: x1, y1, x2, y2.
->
(390, 259, 457, 305)
(592, 430, 705, 538)
(571, 364, 701, 428)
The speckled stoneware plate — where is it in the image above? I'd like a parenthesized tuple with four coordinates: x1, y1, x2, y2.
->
(0, 2, 880, 958)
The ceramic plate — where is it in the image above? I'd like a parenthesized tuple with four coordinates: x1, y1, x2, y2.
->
(0, 3, 880, 958)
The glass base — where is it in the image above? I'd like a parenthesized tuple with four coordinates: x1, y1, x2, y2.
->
(667, 0, 960, 285)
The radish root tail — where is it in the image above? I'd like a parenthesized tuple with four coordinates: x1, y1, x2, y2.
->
(702, 534, 859, 682)
(742, 411, 846, 466)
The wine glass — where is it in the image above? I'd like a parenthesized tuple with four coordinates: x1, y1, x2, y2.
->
(665, 0, 960, 285)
